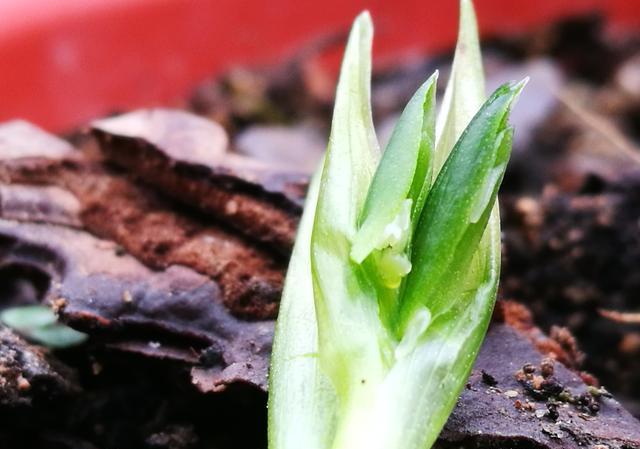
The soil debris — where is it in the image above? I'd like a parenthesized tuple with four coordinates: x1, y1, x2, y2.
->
(481, 370, 498, 387)
(501, 173, 640, 413)
(0, 325, 78, 406)
(441, 324, 640, 449)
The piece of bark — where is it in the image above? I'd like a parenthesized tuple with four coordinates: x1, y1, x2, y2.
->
(437, 323, 640, 449)
(0, 120, 75, 160)
(0, 325, 79, 406)
(0, 141, 284, 320)
(0, 184, 82, 228)
(0, 213, 272, 392)
(91, 109, 305, 253)
(0, 120, 283, 390)
(235, 124, 325, 174)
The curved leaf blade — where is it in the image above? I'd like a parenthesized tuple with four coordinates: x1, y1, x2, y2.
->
(399, 82, 523, 329)
(350, 72, 437, 264)
(268, 168, 337, 449)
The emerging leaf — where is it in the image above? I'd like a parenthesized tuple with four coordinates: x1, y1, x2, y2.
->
(351, 72, 438, 264)
(399, 81, 524, 330)
(1, 305, 88, 348)
(309, 13, 391, 446)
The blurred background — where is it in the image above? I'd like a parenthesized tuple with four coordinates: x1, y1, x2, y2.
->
(1, 0, 638, 132)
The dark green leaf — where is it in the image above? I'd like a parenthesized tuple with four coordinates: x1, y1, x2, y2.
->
(398, 81, 524, 331)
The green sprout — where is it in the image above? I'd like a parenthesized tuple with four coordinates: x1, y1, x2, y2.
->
(1, 305, 87, 349)
(268, 1, 525, 448)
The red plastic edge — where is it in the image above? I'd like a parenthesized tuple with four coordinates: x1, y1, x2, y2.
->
(1, 0, 638, 132)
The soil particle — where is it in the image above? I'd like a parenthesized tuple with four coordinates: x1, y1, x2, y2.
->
(545, 403, 560, 421)
(482, 370, 499, 387)
(541, 358, 555, 377)
(145, 424, 198, 449)
(0, 325, 79, 406)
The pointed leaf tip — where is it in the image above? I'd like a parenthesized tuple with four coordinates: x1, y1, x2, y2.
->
(352, 10, 373, 35)
(434, 0, 484, 174)
(513, 77, 529, 97)
(356, 10, 372, 22)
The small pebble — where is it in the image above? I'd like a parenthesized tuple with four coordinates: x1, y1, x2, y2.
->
(225, 200, 239, 215)
(540, 358, 555, 378)
(122, 290, 133, 303)
(546, 403, 560, 421)
(505, 390, 519, 398)
(558, 389, 575, 403)
(523, 401, 535, 411)
(92, 362, 103, 375)
(16, 375, 30, 391)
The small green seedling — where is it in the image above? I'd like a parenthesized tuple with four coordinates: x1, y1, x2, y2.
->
(268, 1, 525, 448)
(1, 305, 87, 349)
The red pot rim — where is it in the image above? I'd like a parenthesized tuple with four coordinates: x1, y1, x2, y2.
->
(2, 0, 638, 132)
